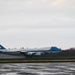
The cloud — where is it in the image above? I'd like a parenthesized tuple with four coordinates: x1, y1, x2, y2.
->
(51, 0, 65, 6)
(0, 12, 75, 31)
(0, 0, 75, 48)
(0, 28, 75, 49)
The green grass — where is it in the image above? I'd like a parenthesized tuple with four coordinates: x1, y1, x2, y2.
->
(0, 57, 75, 63)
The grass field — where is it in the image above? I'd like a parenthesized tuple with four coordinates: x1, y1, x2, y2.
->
(0, 57, 75, 63)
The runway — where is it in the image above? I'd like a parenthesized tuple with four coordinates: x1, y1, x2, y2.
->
(0, 63, 75, 75)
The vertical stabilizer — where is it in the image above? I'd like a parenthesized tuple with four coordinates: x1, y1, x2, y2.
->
(0, 45, 6, 50)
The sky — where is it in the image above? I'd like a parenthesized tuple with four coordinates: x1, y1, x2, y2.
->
(0, 0, 75, 49)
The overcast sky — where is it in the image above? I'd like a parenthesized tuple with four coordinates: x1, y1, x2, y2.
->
(0, 0, 75, 49)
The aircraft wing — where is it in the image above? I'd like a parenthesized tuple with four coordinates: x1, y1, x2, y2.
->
(20, 51, 36, 56)
(20, 51, 49, 57)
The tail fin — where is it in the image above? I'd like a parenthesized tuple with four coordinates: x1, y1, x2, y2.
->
(0, 45, 6, 50)
(50, 46, 61, 51)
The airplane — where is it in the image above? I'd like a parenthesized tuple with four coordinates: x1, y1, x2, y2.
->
(0, 44, 61, 57)
(20, 46, 61, 57)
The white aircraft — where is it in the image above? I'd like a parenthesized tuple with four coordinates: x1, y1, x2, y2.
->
(0, 44, 61, 57)
(20, 46, 61, 56)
